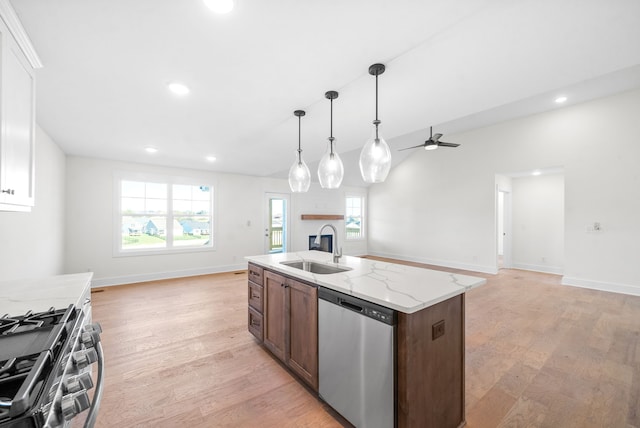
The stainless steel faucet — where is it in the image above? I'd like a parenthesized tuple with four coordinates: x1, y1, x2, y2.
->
(314, 223, 342, 263)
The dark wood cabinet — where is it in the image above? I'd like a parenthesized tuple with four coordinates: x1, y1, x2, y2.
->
(247, 263, 265, 342)
(286, 277, 318, 390)
(248, 263, 263, 285)
(248, 281, 263, 312)
(247, 264, 318, 391)
(263, 270, 287, 361)
(248, 306, 263, 341)
(397, 294, 464, 427)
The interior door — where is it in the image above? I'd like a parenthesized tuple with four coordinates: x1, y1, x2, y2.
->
(264, 193, 290, 254)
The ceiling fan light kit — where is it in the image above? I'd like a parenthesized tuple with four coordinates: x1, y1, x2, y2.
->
(398, 126, 461, 151)
(288, 109, 311, 193)
(317, 90, 344, 189)
(359, 63, 392, 184)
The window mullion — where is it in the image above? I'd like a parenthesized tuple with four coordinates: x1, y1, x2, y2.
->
(167, 183, 174, 247)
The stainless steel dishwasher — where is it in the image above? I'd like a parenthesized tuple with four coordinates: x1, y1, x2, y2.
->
(318, 287, 396, 428)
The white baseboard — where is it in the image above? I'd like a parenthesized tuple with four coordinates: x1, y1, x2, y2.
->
(367, 251, 497, 275)
(561, 276, 640, 297)
(511, 262, 563, 275)
(91, 263, 248, 287)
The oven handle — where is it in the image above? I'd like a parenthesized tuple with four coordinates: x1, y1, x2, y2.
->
(83, 341, 104, 428)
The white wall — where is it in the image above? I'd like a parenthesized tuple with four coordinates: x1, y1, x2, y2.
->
(65, 157, 367, 286)
(369, 89, 640, 295)
(0, 126, 66, 280)
(511, 173, 564, 274)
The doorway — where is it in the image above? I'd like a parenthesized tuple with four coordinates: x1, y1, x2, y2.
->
(264, 193, 290, 254)
(497, 189, 512, 269)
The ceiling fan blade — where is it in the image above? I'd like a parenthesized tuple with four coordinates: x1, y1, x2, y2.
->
(398, 144, 425, 151)
(432, 133, 443, 142)
(438, 142, 460, 148)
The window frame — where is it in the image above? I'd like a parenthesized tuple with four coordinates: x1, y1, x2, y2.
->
(345, 193, 366, 241)
(113, 171, 216, 257)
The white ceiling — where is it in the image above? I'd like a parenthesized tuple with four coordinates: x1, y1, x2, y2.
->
(11, 0, 640, 186)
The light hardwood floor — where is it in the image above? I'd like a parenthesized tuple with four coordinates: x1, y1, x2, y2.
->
(91, 261, 640, 427)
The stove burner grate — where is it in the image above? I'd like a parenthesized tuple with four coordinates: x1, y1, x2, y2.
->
(0, 306, 76, 424)
(0, 308, 61, 336)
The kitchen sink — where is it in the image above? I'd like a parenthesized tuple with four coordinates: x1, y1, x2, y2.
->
(280, 260, 352, 275)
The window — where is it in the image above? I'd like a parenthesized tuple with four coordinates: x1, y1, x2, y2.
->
(117, 174, 213, 254)
(345, 195, 364, 239)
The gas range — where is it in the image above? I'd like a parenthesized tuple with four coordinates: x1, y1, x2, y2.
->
(0, 305, 103, 428)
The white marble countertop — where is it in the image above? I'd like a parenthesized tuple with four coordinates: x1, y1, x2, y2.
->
(245, 251, 486, 314)
(0, 272, 93, 316)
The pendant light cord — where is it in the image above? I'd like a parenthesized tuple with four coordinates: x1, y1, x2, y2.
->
(375, 73, 379, 121)
(297, 115, 302, 162)
(374, 73, 380, 140)
(329, 97, 334, 155)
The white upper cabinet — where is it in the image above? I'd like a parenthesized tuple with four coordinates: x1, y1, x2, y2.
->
(0, 0, 41, 212)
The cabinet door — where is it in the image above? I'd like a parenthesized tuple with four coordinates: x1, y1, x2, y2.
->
(286, 277, 318, 391)
(0, 20, 35, 209)
(263, 271, 286, 362)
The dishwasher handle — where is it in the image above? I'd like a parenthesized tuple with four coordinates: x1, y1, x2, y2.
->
(339, 300, 363, 313)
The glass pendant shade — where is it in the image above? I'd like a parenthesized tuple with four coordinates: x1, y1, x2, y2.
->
(288, 152, 311, 192)
(318, 90, 343, 189)
(359, 126, 391, 183)
(318, 139, 344, 189)
(288, 109, 310, 193)
(360, 63, 391, 184)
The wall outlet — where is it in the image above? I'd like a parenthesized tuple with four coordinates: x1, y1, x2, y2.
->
(432, 320, 445, 340)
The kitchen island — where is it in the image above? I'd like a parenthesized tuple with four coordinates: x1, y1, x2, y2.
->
(245, 251, 486, 428)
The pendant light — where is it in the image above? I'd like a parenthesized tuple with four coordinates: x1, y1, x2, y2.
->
(359, 63, 391, 183)
(318, 91, 344, 189)
(288, 110, 311, 192)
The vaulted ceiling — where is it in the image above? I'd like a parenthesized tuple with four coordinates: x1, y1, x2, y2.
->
(12, 0, 640, 186)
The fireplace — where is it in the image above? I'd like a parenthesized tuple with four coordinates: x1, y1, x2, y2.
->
(309, 234, 333, 253)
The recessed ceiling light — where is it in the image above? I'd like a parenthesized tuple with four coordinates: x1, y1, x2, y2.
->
(145, 147, 158, 153)
(555, 96, 567, 103)
(203, 0, 234, 14)
(532, 170, 542, 176)
(206, 156, 217, 162)
(167, 82, 190, 96)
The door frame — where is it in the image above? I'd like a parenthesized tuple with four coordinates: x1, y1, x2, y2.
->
(264, 192, 291, 254)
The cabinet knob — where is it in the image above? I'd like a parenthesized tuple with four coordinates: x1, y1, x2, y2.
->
(1, 189, 15, 195)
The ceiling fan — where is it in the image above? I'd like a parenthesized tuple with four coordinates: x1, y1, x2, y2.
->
(398, 127, 460, 151)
